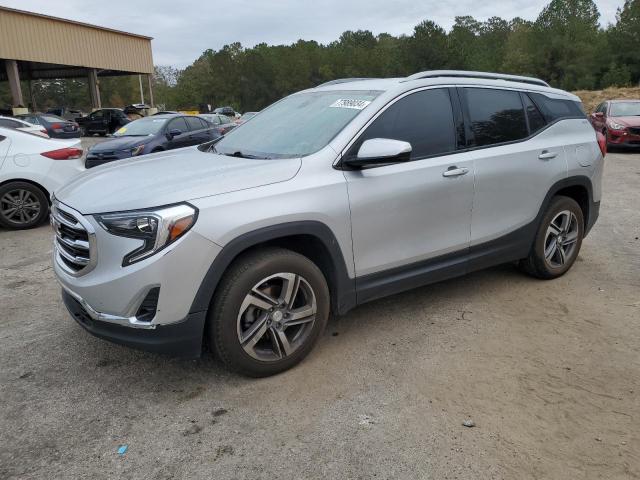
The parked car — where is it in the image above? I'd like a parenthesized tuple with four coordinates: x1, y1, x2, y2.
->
(84, 114, 221, 168)
(46, 107, 86, 122)
(234, 111, 257, 125)
(589, 99, 640, 148)
(0, 127, 84, 229)
(0, 116, 49, 137)
(76, 108, 130, 136)
(16, 113, 80, 139)
(53, 71, 603, 377)
(213, 106, 239, 118)
(199, 113, 236, 135)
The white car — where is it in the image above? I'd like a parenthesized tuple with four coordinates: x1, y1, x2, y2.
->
(0, 116, 49, 138)
(0, 127, 84, 229)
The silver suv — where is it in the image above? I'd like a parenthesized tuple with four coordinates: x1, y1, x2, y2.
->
(52, 71, 604, 376)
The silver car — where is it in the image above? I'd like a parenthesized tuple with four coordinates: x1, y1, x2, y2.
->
(52, 70, 604, 376)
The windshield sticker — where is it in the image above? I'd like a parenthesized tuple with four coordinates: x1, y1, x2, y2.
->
(329, 99, 372, 110)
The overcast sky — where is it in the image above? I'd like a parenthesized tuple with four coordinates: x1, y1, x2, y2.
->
(1, 0, 625, 67)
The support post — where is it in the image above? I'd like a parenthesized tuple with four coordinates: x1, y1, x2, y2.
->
(28, 80, 37, 112)
(88, 69, 102, 110)
(6, 60, 24, 108)
(147, 74, 154, 107)
(138, 74, 145, 105)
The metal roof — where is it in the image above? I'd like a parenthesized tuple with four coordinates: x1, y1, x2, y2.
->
(0, 6, 154, 76)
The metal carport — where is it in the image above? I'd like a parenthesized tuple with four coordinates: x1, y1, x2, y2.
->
(0, 6, 154, 114)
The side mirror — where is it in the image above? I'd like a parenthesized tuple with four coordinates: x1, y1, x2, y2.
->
(343, 138, 412, 169)
(167, 128, 182, 139)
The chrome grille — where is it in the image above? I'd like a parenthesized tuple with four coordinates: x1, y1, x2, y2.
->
(51, 200, 97, 276)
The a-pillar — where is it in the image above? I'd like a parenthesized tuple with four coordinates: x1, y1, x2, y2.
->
(88, 68, 102, 110)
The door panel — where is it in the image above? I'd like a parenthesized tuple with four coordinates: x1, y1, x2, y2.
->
(343, 88, 474, 276)
(345, 155, 474, 276)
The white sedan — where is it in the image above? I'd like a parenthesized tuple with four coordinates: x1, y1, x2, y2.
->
(0, 127, 85, 229)
(0, 116, 49, 137)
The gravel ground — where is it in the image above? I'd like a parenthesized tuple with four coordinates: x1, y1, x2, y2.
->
(0, 151, 638, 480)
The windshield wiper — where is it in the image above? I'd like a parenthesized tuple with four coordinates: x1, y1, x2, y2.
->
(230, 151, 268, 159)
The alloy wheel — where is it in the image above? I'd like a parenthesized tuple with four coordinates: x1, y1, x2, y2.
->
(237, 272, 317, 362)
(544, 210, 579, 268)
(0, 189, 42, 226)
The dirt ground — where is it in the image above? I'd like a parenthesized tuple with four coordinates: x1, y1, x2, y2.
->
(0, 150, 638, 480)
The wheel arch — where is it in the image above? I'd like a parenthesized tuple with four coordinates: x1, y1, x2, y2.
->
(546, 176, 595, 234)
(190, 221, 356, 319)
(0, 177, 51, 204)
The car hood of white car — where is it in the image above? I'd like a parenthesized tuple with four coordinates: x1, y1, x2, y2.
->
(55, 146, 302, 214)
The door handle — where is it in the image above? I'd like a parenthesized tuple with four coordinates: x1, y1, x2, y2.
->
(538, 150, 557, 160)
(442, 166, 469, 177)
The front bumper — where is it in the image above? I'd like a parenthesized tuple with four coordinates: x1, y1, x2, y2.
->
(62, 289, 206, 358)
(607, 129, 640, 146)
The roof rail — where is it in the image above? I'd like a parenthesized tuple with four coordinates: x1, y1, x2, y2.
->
(403, 70, 550, 87)
(316, 78, 374, 87)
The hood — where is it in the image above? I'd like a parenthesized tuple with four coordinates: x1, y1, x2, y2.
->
(56, 146, 302, 214)
(89, 135, 155, 152)
(611, 116, 640, 127)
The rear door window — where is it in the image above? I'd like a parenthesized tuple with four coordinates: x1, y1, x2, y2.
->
(348, 88, 456, 160)
(462, 88, 528, 147)
(523, 94, 547, 135)
(185, 116, 203, 131)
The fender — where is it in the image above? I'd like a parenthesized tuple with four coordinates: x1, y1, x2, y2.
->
(189, 221, 357, 316)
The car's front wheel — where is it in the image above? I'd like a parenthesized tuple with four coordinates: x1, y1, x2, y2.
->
(520, 195, 584, 279)
(0, 181, 49, 230)
(208, 247, 330, 377)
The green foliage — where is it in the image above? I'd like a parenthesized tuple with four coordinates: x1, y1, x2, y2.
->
(2, 0, 639, 112)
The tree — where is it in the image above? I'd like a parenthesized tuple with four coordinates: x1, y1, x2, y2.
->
(608, 0, 640, 84)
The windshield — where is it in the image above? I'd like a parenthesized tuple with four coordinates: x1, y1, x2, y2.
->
(114, 117, 167, 136)
(214, 90, 381, 159)
(609, 102, 640, 117)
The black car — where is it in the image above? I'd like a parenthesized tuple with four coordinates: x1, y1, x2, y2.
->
(76, 108, 130, 136)
(213, 106, 238, 118)
(16, 113, 81, 139)
(85, 114, 221, 168)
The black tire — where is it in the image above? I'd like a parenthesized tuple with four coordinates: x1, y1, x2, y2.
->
(208, 247, 330, 377)
(520, 195, 584, 279)
(0, 181, 49, 230)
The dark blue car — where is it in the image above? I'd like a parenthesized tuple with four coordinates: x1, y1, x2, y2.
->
(85, 114, 221, 168)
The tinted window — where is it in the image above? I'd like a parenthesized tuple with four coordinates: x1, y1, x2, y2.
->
(20, 115, 39, 124)
(349, 88, 456, 160)
(90, 111, 104, 119)
(0, 118, 20, 128)
(167, 117, 188, 133)
(185, 116, 203, 131)
(523, 94, 547, 134)
(464, 88, 527, 147)
(529, 93, 585, 121)
(41, 115, 65, 123)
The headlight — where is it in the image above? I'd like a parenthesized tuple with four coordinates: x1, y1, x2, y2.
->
(95, 203, 197, 266)
(131, 144, 145, 156)
(607, 120, 626, 130)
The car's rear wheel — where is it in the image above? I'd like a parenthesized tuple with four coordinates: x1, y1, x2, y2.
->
(520, 195, 584, 279)
(0, 181, 49, 230)
(208, 247, 330, 377)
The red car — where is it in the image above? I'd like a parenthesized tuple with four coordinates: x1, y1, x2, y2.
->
(589, 100, 640, 148)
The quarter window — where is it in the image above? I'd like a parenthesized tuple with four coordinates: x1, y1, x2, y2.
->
(349, 88, 456, 160)
(463, 88, 528, 147)
(528, 93, 585, 122)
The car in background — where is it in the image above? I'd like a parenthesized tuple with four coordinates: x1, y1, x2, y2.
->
(0, 116, 49, 137)
(199, 113, 236, 135)
(76, 108, 130, 136)
(46, 107, 86, 122)
(234, 111, 257, 125)
(16, 113, 81, 139)
(0, 127, 84, 229)
(84, 114, 221, 168)
(589, 100, 640, 148)
(213, 106, 240, 118)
